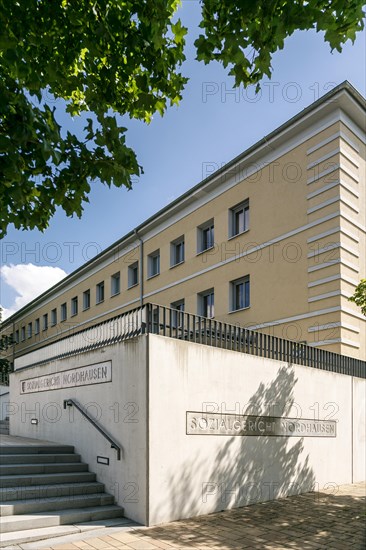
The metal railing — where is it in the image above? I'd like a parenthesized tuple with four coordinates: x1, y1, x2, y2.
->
(63, 399, 122, 460)
(145, 303, 366, 379)
(13, 302, 365, 378)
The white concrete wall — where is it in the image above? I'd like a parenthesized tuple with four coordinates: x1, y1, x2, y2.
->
(9, 337, 148, 525)
(353, 377, 366, 482)
(0, 384, 10, 421)
(148, 334, 365, 525)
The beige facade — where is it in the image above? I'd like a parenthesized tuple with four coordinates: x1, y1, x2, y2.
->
(1, 81, 365, 364)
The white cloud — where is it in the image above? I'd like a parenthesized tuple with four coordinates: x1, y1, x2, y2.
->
(1, 263, 68, 320)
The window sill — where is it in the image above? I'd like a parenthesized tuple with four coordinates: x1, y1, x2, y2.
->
(71, 313, 78, 318)
(111, 291, 120, 298)
(170, 260, 184, 269)
(196, 246, 215, 257)
(83, 306, 90, 311)
(128, 283, 139, 289)
(96, 300, 104, 305)
(228, 228, 250, 241)
(228, 306, 251, 314)
(147, 273, 160, 280)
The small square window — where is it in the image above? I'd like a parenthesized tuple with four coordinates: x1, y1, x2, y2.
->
(43, 313, 48, 331)
(198, 220, 214, 253)
(148, 250, 160, 278)
(96, 282, 105, 304)
(34, 318, 40, 335)
(128, 262, 139, 288)
(231, 276, 250, 311)
(21, 326, 25, 341)
(61, 302, 67, 322)
(111, 272, 120, 296)
(71, 296, 78, 316)
(51, 309, 57, 326)
(229, 199, 249, 237)
(83, 289, 90, 310)
(198, 289, 215, 318)
(27, 322, 32, 339)
(171, 236, 185, 267)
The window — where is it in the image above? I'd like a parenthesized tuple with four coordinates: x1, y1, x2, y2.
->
(96, 282, 105, 304)
(21, 326, 25, 341)
(43, 313, 48, 331)
(51, 309, 57, 326)
(198, 289, 215, 318)
(111, 272, 120, 296)
(35, 318, 40, 335)
(198, 219, 214, 253)
(231, 276, 250, 311)
(171, 236, 185, 266)
(15, 330, 19, 344)
(148, 250, 160, 278)
(61, 302, 67, 322)
(128, 262, 139, 288)
(83, 289, 90, 310)
(27, 322, 32, 339)
(229, 199, 249, 237)
(170, 299, 185, 328)
(71, 296, 78, 316)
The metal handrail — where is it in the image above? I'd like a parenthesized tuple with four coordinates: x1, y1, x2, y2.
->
(63, 398, 122, 460)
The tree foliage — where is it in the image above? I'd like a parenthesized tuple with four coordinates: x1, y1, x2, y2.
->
(348, 279, 366, 317)
(0, 0, 364, 236)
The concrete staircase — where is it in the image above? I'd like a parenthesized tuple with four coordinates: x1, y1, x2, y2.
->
(0, 441, 124, 547)
(0, 419, 9, 435)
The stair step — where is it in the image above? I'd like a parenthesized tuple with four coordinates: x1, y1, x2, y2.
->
(0, 445, 74, 455)
(0, 453, 81, 464)
(0, 471, 96, 488)
(0, 462, 88, 475)
(0, 481, 105, 501)
(0, 492, 114, 516)
(0, 525, 80, 547)
(0, 505, 124, 533)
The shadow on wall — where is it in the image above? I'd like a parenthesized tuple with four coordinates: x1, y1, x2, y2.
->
(166, 365, 316, 522)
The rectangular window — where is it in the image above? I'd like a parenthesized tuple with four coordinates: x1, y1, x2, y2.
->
(96, 282, 104, 304)
(231, 276, 250, 311)
(27, 322, 32, 339)
(111, 272, 120, 296)
(15, 330, 19, 344)
(21, 327, 25, 341)
(171, 236, 185, 267)
(71, 296, 78, 316)
(51, 309, 57, 326)
(35, 318, 40, 335)
(43, 313, 48, 331)
(83, 289, 90, 310)
(148, 250, 160, 278)
(170, 299, 185, 328)
(229, 199, 249, 237)
(198, 289, 215, 318)
(128, 262, 139, 288)
(198, 220, 214, 253)
(61, 302, 67, 322)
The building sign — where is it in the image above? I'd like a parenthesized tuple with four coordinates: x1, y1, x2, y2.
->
(20, 361, 112, 394)
(186, 412, 336, 437)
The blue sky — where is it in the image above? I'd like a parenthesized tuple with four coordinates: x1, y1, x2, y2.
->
(1, 2, 366, 317)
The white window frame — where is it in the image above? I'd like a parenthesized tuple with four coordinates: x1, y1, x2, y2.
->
(170, 236, 185, 267)
(61, 302, 67, 322)
(229, 199, 249, 238)
(170, 299, 185, 328)
(96, 282, 105, 304)
(83, 289, 90, 310)
(230, 275, 250, 312)
(42, 314, 48, 331)
(71, 296, 78, 316)
(128, 262, 139, 288)
(34, 318, 40, 335)
(198, 289, 215, 318)
(148, 250, 160, 279)
(51, 309, 57, 326)
(111, 272, 121, 296)
(197, 219, 214, 253)
(27, 322, 32, 339)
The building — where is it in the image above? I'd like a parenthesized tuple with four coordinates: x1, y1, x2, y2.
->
(1, 81, 365, 365)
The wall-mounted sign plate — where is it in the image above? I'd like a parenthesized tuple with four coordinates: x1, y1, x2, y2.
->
(97, 456, 110, 466)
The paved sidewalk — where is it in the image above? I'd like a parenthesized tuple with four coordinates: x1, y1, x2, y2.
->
(26, 482, 366, 550)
